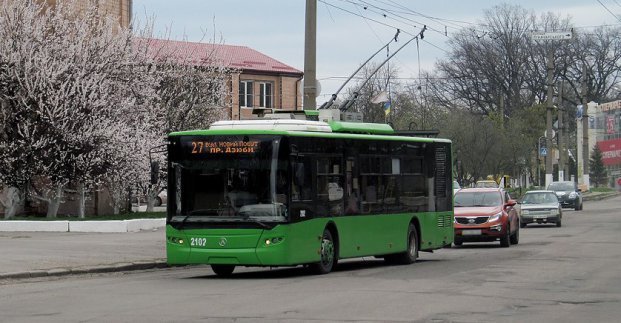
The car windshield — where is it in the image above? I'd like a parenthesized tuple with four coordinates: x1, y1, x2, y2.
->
(454, 191, 502, 207)
(522, 193, 558, 204)
(547, 182, 575, 191)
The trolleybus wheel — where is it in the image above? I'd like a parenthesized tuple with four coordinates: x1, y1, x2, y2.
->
(393, 224, 418, 264)
(211, 264, 235, 277)
(309, 229, 336, 275)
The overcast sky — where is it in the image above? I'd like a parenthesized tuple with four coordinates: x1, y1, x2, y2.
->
(132, 0, 621, 101)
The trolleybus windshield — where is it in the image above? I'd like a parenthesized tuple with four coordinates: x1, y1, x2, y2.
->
(168, 135, 288, 227)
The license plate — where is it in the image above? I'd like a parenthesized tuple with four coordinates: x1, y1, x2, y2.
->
(534, 215, 548, 219)
(462, 229, 481, 236)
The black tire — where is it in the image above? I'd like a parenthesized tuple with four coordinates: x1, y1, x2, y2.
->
(309, 229, 336, 275)
(211, 264, 235, 277)
(574, 202, 580, 211)
(500, 224, 510, 248)
(520, 221, 526, 228)
(510, 225, 519, 245)
(392, 224, 419, 265)
(556, 217, 562, 227)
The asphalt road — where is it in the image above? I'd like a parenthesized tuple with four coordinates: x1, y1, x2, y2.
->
(1, 196, 620, 323)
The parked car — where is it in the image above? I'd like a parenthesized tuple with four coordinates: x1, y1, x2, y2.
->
(519, 190, 562, 227)
(155, 189, 167, 207)
(547, 181, 583, 211)
(453, 181, 461, 195)
(475, 180, 498, 188)
(453, 188, 520, 247)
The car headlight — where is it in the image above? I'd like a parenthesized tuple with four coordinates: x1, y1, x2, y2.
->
(488, 212, 502, 222)
(569, 192, 577, 199)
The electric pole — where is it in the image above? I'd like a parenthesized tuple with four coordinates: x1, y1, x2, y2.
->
(529, 30, 573, 187)
(303, 0, 317, 110)
(558, 80, 566, 181)
(545, 48, 554, 188)
(581, 64, 590, 189)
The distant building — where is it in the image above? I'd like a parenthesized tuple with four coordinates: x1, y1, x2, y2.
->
(42, 0, 132, 28)
(143, 38, 304, 119)
(589, 100, 621, 188)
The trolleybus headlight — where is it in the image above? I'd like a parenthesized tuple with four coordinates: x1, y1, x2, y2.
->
(265, 237, 284, 245)
(169, 237, 184, 245)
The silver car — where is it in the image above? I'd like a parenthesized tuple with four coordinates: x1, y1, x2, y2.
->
(519, 190, 562, 227)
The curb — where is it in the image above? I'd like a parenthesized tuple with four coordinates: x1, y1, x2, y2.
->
(583, 192, 620, 202)
(0, 259, 168, 281)
(0, 218, 165, 233)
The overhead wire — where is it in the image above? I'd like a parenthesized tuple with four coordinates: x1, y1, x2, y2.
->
(595, 0, 621, 23)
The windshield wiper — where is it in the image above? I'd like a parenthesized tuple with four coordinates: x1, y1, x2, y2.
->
(173, 214, 191, 230)
(240, 219, 273, 229)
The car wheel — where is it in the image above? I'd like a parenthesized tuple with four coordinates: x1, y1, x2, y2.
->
(520, 221, 526, 228)
(500, 225, 510, 248)
(211, 264, 235, 277)
(453, 238, 463, 247)
(154, 196, 162, 207)
(309, 228, 337, 274)
(574, 202, 580, 211)
(510, 225, 519, 245)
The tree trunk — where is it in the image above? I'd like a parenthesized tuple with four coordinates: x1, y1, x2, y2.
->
(145, 189, 156, 213)
(3, 186, 23, 219)
(77, 182, 86, 218)
(46, 185, 63, 218)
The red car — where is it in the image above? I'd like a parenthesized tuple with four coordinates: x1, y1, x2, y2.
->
(453, 188, 520, 247)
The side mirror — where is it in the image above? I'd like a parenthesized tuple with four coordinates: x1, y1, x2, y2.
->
(505, 199, 517, 207)
(150, 161, 160, 185)
(577, 188, 582, 192)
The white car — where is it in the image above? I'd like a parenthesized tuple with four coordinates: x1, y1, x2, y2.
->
(155, 189, 167, 206)
(452, 181, 461, 195)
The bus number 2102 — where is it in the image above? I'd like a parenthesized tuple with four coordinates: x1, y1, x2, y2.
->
(190, 237, 207, 247)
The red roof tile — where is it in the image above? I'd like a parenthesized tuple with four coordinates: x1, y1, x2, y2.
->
(137, 38, 302, 75)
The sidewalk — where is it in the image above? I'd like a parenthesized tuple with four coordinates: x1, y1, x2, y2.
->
(0, 228, 167, 281)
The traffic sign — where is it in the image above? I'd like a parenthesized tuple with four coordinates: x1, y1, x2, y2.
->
(530, 31, 573, 40)
(540, 147, 548, 157)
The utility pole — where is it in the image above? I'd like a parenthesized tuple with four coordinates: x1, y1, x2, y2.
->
(303, 0, 317, 110)
(581, 64, 590, 189)
(545, 48, 554, 188)
(558, 80, 566, 181)
(529, 30, 572, 187)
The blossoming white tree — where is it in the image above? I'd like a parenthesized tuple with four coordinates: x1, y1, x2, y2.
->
(0, 0, 234, 218)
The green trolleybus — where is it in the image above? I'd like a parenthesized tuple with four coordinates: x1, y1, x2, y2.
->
(166, 119, 453, 276)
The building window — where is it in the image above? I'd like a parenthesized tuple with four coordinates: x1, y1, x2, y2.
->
(259, 82, 273, 108)
(239, 80, 253, 108)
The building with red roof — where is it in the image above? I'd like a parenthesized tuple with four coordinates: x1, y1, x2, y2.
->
(141, 38, 304, 120)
